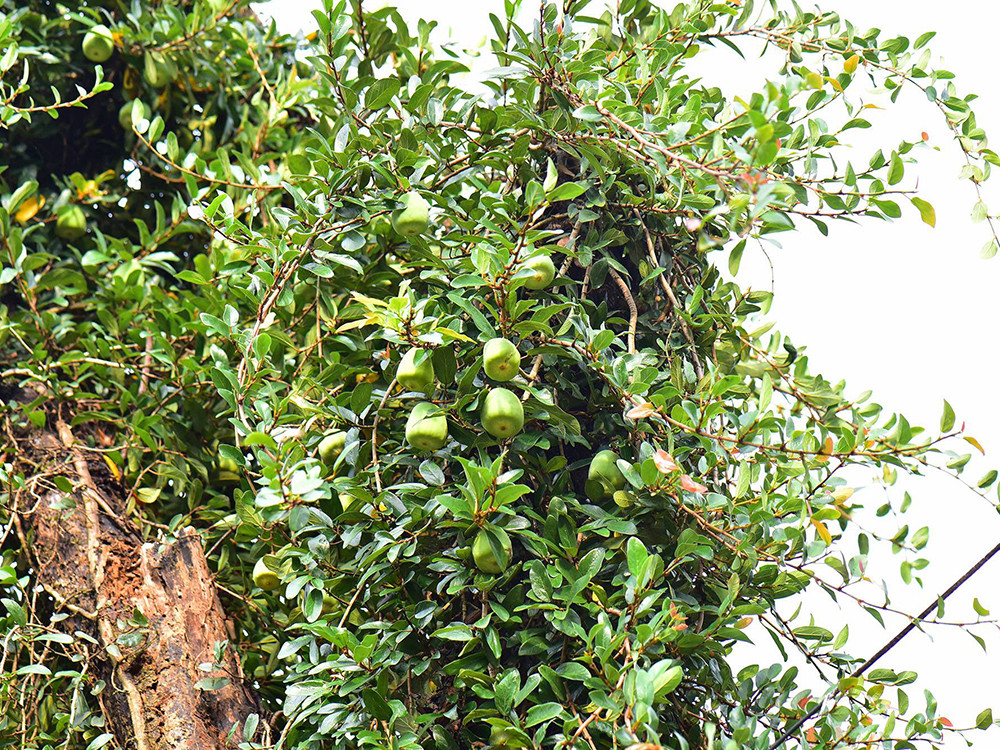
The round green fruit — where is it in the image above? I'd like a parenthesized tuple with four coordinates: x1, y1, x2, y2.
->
(586, 449, 627, 500)
(321, 593, 337, 615)
(488, 726, 526, 748)
(318, 431, 347, 463)
(143, 51, 176, 88)
(252, 557, 280, 591)
(473, 530, 511, 574)
(482, 338, 521, 382)
(82, 24, 114, 63)
(521, 253, 556, 290)
(338, 491, 359, 513)
(405, 401, 448, 452)
(55, 206, 87, 241)
(480, 388, 524, 439)
(370, 215, 392, 236)
(397, 347, 435, 392)
(119, 99, 140, 129)
(392, 191, 430, 235)
(216, 454, 241, 484)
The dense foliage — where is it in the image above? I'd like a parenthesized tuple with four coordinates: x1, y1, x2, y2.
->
(2, 0, 999, 748)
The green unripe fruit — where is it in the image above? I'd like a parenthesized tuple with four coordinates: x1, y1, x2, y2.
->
(370, 216, 392, 236)
(321, 593, 337, 615)
(143, 51, 176, 88)
(82, 24, 114, 63)
(392, 191, 430, 235)
(318, 431, 347, 463)
(482, 338, 521, 382)
(216, 454, 241, 484)
(397, 347, 435, 392)
(338, 491, 359, 513)
(489, 726, 527, 748)
(480, 388, 524, 439)
(119, 100, 139, 129)
(405, 401, 448, 452)
(521, 253, 556, 290)
(473, 530, 511, 574)
(586, 449, 627, 500)
(56, 206, 87, 241)
(252, 557, 280, 591)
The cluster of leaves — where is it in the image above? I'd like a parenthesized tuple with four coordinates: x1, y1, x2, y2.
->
(1, 1, 999, 749)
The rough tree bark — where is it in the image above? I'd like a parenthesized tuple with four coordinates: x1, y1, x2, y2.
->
(13, 414, 258, 750)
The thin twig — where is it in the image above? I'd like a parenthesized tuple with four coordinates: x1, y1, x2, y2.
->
(633, 209, 704, 378)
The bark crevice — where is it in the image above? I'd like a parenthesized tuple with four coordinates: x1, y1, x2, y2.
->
(13, 417, 258, 750)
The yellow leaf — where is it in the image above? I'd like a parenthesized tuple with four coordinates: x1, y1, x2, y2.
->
(436, 327, 475, 344)
(831, 487, 854, 503)
(335, 317, 374, 333)
(965, 436, 986, 455)
(811, 518, 832, 544)
(844, 54, 860, 74)
(14, 194, 43, 224)
(815, 436, 834, 463)
(102, 454, 121, 480)
(736, 616, 754, 629)
(805, 72, 823, 89)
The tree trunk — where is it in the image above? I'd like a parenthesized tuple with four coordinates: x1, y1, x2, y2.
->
(15, 418, 258, 750)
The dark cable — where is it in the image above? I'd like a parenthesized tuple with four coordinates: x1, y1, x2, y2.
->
(766, 538, 1000, 749)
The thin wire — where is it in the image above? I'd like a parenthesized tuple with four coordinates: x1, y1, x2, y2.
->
(767, 538, 1000, 749)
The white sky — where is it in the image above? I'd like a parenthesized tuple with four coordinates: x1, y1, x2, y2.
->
(253, 1, 1000, 745)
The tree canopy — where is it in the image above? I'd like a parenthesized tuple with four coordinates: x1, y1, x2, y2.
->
(1, 1, 999, 749)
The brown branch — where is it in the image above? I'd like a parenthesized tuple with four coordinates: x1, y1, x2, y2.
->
(607, 267, 637, 354)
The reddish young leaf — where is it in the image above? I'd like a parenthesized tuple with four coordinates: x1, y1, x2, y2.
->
(626, 402, 657, 420)
(653, 449, 679, 474)
(680, 475, 707, 494)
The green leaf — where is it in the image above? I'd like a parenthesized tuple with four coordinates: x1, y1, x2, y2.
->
(86, 734, 115, 750)
(432, 624, 476, 641)
(940, 400, 955, 432)
(419, 460, 445, 485)
(15, 664, 52, 676)
(194, 676, 231, 691)
(494, 670, 519, 714)
(362, 688, 393, 721)
(543, 158, 558, 193)
(626, 537, 648, 579)
(887, 153, 904, 185)
(572, 105, 602, 122)
(365, 78, 401, 110)
(525, 702, 563, 727)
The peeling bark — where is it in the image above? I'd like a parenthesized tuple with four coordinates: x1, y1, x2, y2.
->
(15, 420, 258, 750)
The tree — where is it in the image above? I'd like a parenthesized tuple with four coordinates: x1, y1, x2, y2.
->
(1, 0, 998, 748)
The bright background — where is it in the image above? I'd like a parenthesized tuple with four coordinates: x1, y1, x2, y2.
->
(252, 1, 1000, 745)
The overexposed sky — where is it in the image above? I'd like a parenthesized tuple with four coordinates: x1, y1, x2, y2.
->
(253, 1, 1000, 744)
